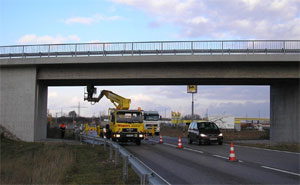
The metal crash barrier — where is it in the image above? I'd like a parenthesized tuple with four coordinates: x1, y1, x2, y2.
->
(78, 134, 169, 185)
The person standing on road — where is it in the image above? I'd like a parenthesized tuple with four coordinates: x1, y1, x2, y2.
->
(60, 123, 66, 139)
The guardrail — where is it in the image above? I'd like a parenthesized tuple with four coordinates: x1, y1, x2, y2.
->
(78, 134, 169, 185)
(1, 40, 299, 59)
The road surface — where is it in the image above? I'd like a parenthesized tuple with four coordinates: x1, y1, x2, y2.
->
(122, 136, 300, 184)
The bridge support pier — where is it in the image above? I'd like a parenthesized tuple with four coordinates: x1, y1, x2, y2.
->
(270, 81, 299, 143)
(0, 67, 47, 142)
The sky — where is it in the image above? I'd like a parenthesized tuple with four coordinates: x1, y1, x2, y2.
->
(1, 0, 299, 118)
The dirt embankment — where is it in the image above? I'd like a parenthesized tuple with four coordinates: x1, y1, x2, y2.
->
(0, 125, 20, 141)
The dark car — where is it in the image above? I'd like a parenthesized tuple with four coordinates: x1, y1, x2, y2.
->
(188, 121, 223, 145)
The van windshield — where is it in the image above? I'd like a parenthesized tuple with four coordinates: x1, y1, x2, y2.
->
(144, 114, 159, 121)
(198, 122, 219, 130)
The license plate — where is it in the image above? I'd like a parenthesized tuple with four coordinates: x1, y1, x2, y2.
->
(210, 138, 217, 140)
(126, 134, 133, 137)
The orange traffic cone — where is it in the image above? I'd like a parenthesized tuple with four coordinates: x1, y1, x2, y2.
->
(229, 142, 236, 161)
(177, 136, 183, 149)
(159, 135, 163, 144)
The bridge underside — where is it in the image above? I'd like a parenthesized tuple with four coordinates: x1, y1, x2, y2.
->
(42, 78, 298, 86)
(0, 55, 299, 142)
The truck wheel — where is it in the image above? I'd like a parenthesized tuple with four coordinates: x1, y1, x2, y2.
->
(136, 139, 141, 145)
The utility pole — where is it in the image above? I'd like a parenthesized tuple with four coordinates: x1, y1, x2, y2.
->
(206, 108, 209, 121)
(187, 85, 197, 121)
(55, 113, 58, 125)
(70, 102, 87, 118)
(192, 93, 194, 120)
(78, 102, 80, 117)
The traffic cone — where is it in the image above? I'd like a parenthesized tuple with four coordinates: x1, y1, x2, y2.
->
(159, 135, 163, 144)
(229, 142, 237, 162)
(177, 136, 183, 149)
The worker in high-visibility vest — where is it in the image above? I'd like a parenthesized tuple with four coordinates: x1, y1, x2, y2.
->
(59, 123, 66, 138)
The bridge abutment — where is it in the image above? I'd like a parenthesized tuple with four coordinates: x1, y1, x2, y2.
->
(270, 81, 300, 143)
(0, 67, 47, 141)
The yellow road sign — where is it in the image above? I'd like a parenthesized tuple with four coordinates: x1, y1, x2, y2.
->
(187, 85, 197, 93)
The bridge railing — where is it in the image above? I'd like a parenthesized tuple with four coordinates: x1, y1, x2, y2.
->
(0, 40, 299, 58)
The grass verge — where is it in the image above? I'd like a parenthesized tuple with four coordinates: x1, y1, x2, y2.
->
(1, 138, 139, 184)
(160, 126, 269, 140)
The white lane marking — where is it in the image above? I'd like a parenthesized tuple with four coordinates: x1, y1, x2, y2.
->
(134, 156, 171, 185)
(228, 144, 300, 155)
(163, 143, 177, 147)
(213, 155, 243, 163)
(184, 147, 204, 154)
(261, 166, 300, 177)
(213, 155, 228, 160)
(155, 140, 248, 163)
(156, 140, 205, 154)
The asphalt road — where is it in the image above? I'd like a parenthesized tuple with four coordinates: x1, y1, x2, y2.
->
(122, 136, 300, 185)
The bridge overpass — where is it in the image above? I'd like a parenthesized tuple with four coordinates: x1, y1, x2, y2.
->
(0, 40, 299, 142)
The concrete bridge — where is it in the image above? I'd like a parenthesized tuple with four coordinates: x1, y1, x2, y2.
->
(0, 40, 299, 142)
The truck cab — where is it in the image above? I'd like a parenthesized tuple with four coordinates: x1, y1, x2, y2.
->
(144, 111, 160, 136)
(107, 109, 144, 145)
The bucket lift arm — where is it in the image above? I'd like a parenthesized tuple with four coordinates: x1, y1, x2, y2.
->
(84, 85, 131, 110)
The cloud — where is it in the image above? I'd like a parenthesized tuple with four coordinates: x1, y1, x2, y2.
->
(65, 14, 121, 25)
(129, 94, 153, 102)
(17, 34, 80, 44)
(111, 0, 300, 39)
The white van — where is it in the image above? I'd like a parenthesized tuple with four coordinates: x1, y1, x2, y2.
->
(144, 111, 160, 136)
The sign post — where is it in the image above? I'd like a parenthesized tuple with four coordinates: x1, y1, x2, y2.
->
(187, 85, 197, 121)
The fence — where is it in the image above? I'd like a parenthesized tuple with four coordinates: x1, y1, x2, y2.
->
(1, 40, 299, 58)
(79, 134, 169, 185)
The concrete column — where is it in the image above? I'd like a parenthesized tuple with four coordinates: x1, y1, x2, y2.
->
(0, 66, 47, 141)
(34, 81, 48, 141)
(270, 81, 300, 143)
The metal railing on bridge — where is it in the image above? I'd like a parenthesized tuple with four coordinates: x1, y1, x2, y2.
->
(0, 40, 299, 59)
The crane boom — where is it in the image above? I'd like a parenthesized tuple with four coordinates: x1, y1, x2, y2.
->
(84, 86, 131, 110)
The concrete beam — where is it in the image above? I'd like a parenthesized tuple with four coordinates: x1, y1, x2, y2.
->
(0, 54, 299, 66)
(36, 61, 299, 86)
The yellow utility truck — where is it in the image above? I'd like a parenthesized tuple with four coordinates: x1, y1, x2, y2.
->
(84, 86, 145, 145)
